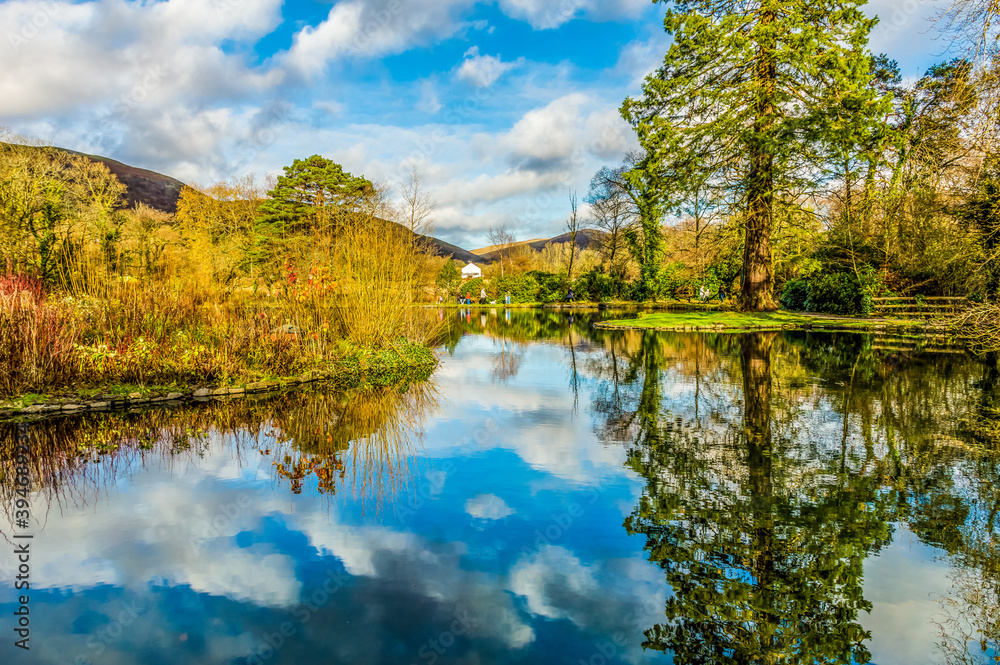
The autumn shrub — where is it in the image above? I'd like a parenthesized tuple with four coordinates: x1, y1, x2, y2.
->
(0, 275, 81, 396)
(0, 150, 438, 397)
(325, 193, 440, 349)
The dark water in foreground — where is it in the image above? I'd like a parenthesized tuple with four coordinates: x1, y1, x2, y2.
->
(2, 309, 999, 665)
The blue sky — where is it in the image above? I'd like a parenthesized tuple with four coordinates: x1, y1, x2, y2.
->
(0, 0, 952, 248)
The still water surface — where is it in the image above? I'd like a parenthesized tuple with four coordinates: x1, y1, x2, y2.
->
(2, 309, 999, 665)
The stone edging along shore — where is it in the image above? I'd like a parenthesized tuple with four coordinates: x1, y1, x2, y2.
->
(0, 358, 439, 423)
(0, 374, 326, 422)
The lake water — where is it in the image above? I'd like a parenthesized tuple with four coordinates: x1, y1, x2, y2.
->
(2, 309, 999, 665)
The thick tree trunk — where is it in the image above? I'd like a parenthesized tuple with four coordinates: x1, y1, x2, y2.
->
(741, 332, 777, 663)
(741, 5, 778, 312)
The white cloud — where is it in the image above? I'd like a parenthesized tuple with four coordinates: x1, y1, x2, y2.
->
(491, 93, 633, 171)
(500, 93, 590, 167)
(615, 30, 672, 87)
(456, 46, 519, 87)
(282, 1, 364, 75)
(283, 0, 477, 77)
(0, 0, 283, 117)
(438, 168, 568, 206)
(497, 0, 649, 30)
(465, 493, 515, 519)
(314, 100, 345, 116)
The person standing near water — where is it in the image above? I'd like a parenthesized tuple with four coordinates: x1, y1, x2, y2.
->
(480, 287, 487, 304)
(718, 286, 726, 304)
(505, 291, 511, 305)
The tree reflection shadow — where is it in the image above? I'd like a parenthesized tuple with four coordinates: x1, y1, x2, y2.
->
(622, 332, 890, 663)
(589, 328, 1000, 664)
(0, 381, 439, 527)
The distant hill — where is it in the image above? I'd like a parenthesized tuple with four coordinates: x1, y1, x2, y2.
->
(78, 152, 187, 214)
(475, 229, 607, 262)
(472, 239, 545, 254)
(524, 229, 607, 252)
(422, 237, 486, 265)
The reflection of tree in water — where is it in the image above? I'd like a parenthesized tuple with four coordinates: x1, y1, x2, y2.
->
(491, 340, 524, 383)
(0, 382, 437, 524)
(268, 384, 437, 499)
(933, 411, 1000, 665)
(447, 307, 601, 347)
(958, 351, 1000, 448)
(937, 560, 1000, 665)
(621, 332, 893, 664)
(576, 324, 1000, 663)
(777, 334, 1000, 665)
(585, 329, 736, 446)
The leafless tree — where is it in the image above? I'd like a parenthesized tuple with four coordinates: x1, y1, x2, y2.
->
(587, 166, 637, 279)
(398, 166, 435, 239)
(939, 0, 1000, 59)
(565, 191, 580, 282)
(487, 223, 517, 276)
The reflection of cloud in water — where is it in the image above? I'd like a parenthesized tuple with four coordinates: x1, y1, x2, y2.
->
(465, 493, 514, 520)
(510, 545, 598, 622)
(862, 527, 954, 665)
(26, 466, 302, 607)
(18, 444, 538, 650)
(508, 544, 666, 664)
(434, 348, 633, 484)
(294, 509, 536, 649)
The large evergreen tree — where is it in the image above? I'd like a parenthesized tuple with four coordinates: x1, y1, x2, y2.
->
(622, 0, 886, 310)
(258, 155, 372, 236)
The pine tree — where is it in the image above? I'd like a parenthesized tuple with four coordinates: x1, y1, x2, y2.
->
(622, 0, 887, 310)
(257, 155, 372, 237)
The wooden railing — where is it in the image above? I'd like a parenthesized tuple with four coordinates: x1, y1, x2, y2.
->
(871, 296, 969, 317)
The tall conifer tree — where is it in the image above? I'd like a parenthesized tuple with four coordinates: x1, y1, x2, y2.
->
(623, 0, 887, 310)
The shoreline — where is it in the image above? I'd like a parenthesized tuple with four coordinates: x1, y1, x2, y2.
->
(592, 310, 952, 335)
(0, 344, 437, 422)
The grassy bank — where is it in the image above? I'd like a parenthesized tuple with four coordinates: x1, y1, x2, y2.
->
(0, 340, 436, 419)
(596, 310, 930, 331)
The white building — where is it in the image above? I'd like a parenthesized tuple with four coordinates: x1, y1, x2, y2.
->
(461, 263, 482, 280)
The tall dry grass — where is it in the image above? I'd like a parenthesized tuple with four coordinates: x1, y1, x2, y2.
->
(331, 191, 437, 348)
(0, 274, 80, 394)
